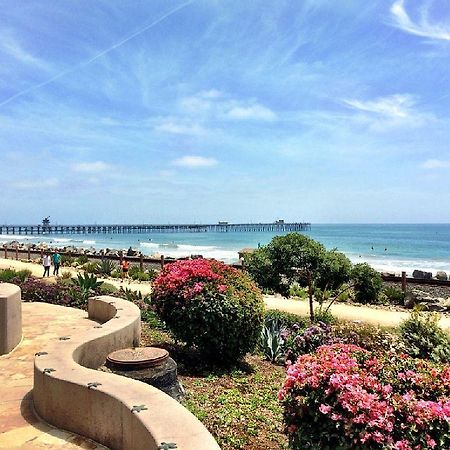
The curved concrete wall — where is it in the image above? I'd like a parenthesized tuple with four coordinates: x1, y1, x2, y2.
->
(0, 283, 22, 355)
(33, 295, 220, 450)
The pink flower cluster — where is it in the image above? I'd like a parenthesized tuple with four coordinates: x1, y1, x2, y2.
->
(279, 344, 450, 449)
(152, 259, 232, 302)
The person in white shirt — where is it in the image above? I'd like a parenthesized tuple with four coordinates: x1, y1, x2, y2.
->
(43, 253, 51, 277)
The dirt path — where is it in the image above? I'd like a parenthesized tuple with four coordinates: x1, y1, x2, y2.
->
(3, 257, 450, 330)
(264, 295, 450, 329)
(0, 258, 152, 295)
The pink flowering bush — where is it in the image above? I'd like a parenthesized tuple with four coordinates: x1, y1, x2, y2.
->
(152, 259, 264, 362)
(279, 344, 450, 449)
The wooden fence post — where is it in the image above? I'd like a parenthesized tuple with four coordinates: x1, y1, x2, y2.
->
(160, 255, 165, 270)
(401, 271, 407, 292)
(139, 253, 144, 272)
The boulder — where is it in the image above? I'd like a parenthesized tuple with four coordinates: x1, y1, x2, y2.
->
(425, 303, 446, 313)
(412, 270, 432, 280)
(436, 271, 448, 281)
(404, 291, 418, 309)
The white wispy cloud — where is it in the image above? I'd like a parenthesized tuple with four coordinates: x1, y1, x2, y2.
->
(390, 0, 450, 41)
(71, 161, 111, 172)
(172, 156, 218, 168)
(343, 94, 415, 118)
(226, 103, 277, 121)
(180, 90, 277, 122)
(422, 159, 450, 169)
(155, 120, 208, 136)
(0, 32, 49, 70)
(13, 178, 59, 189)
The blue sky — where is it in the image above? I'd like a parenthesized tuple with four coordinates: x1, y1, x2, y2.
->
(1, 0, 450, 224)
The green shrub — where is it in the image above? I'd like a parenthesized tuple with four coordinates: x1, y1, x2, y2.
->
(351, 263, 382, 304)
(333, 322, 405, 353)
(243, 247, 275, 292)
(128, 265, 157, 281)
(152, 259, 264, 363)
(99, 282, 118, 294)
(60, 255, 74, 266)
(0, 268, 32, 282)
(110, 269, 121, 278)
(60, 270, 72, 279)
(288, 282, 308, 299)
(82, 261, 99, 274)
(400, 311, 450, 363)
(98, 259, 116, 276)
(315, 249, 352, 290)
(244, 233, 352, 300)
(264, 310, 308, 329)
(76, 255, 89, 265)
(383, 286, 405, 305)
(313, 305, 337, 325)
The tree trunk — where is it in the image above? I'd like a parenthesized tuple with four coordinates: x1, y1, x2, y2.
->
(308, 271, 314, 322)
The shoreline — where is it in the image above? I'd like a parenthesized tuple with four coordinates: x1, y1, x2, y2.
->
(0, 233, 450, 276)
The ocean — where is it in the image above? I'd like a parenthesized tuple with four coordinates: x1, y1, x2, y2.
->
(1, 224, 450, 276)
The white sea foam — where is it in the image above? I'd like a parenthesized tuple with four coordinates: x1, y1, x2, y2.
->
(140, 241, 238, 262)
(82, 240, 96, 245)
(0, 234, 38, 241)
(349, 255, 450, 276)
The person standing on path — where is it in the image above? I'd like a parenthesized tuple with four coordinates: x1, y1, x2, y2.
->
(43, 253, 51, 277)
(52, 251, 61, 276)
(121, 258, 130, 282)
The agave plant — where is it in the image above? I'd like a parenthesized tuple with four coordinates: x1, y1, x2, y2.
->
(74, 273, 103, 294)
(98, 259, 116, 276)
(260, 318, 286, 363)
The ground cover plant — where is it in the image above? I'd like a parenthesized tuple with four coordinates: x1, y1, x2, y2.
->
(140, 321, 288, 450)
(151, 258, 265, 362)
(400, 310, 450, 363)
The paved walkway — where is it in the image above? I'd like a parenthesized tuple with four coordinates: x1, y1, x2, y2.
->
(0, 302, 107, 449)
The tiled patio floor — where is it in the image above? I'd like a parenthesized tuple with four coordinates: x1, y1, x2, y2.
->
(0, 302, 108, 449)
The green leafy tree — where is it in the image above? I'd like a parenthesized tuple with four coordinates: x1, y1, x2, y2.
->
(351, 263, 382, 304)
(315, 249, 352, 290)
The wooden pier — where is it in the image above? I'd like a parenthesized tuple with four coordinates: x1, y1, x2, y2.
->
(0, 222, 310, 235)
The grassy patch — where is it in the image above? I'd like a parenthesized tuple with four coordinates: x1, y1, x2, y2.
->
(140, 322, 288, 450)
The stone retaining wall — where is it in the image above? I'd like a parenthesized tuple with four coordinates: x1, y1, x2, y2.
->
(33, 295, 220, 450)
(0, 283, 22, 355)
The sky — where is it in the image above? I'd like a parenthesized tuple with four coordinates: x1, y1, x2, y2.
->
(1, 0, 450, 224)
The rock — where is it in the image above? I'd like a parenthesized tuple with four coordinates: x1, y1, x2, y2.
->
(404, 291, 418, 308)
(425, 303, 446, 313)
(413, 270, 432, 280)
(419, 296, 437, 303)
(381, 272, 396, 277)
(439, 298, 450, 310)
(436, 271, 448, 281)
